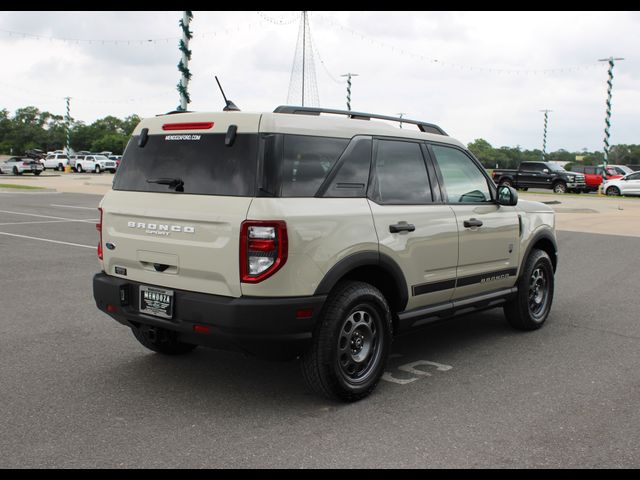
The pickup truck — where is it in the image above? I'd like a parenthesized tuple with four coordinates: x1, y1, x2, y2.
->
(492, 161, 586, 194)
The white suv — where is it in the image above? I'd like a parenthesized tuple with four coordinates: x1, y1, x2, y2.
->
(602, 170, 640, 196)
(75, 154, 117, 173)
(93, 106, 558, 401)
(43, 154, 69, 171)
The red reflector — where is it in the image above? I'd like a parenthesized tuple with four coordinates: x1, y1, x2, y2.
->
(162, 122, 214, 131)
(296, 309, 313, 319)
(193, 325, 211, 334)
(106, 304, 117, 313)
(248, 239, 276, 252)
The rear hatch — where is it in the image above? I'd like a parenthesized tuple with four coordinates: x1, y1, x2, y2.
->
(99, 112, 262, 298)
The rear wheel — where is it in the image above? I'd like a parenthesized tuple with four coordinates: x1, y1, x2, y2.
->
(301, 281, 392, 402)
(504, 249, 554, 331)
(12, 167, 21, 176)
(131, 325, 197, 355)
(34, 171, 41, 176)
(58, 163, 64, 171)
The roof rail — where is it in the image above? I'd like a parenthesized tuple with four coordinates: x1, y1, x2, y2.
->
(273, 106, 447, 136)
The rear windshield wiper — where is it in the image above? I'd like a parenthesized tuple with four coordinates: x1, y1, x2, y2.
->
(146, 178, 184, 192)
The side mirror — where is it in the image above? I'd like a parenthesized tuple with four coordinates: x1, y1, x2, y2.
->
(497, 185, 518, 206)
(542, 168, 549, 174)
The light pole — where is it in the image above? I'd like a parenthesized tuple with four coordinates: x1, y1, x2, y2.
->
(341, 73, 359, 111)
(598, 56, 624, 175)
(540, 109, 552, 161)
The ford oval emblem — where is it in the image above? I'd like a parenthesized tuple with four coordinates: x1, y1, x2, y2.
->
(105, 242, 116, 250)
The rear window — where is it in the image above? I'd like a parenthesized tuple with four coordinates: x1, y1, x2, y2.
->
(113, 133, 258, 196)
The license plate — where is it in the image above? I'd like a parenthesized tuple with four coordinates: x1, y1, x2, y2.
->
(139, 285, 174, 319)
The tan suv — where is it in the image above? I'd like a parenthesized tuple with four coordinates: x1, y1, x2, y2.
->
(93, 106, 558, 401)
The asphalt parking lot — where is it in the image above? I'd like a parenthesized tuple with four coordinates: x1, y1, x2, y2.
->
(1, 190, 640, 468)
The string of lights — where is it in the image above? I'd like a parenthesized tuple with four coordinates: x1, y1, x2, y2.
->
(0, 80, 172, 105)
(256, 11, 300, 25)
(309, 13, 605, 76)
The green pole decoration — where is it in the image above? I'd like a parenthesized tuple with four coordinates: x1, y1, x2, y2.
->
(177, 11, 194, 111)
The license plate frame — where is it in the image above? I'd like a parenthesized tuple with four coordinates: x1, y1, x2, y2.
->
(139, 285, 174, 319)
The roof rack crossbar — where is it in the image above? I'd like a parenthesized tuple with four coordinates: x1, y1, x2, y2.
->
(273, 106, 447, 136)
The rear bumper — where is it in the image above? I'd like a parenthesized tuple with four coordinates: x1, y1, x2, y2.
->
(93, 273, 326, 360)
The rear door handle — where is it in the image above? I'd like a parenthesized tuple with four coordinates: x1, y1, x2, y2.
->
(463, 218, 483, 228)
(389, 223, 416, 233)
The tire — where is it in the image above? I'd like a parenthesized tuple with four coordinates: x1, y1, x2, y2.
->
(76, 164, 83, 173)
(606, 186, 621, 196)
(131, 325, 197, 355)
(504, 249, 554, 331)
(552, 182, 567, 194)
(95, 165, 101, 174)
(58, 163, 64, 171)
(13, 167, 21, 176)
(34, 171, 41, 176)
(301, 281, 393, 402)
(499, 179, 513, 188)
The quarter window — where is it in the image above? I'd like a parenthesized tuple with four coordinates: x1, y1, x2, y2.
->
(432, 145, 492, 203)
(281, 135, 348, 197)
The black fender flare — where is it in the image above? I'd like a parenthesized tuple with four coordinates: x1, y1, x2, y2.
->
(519, 229, 558, 279)
(314, 251, 409, 311)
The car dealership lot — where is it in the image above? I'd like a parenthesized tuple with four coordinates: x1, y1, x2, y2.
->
(1, 191, 640, 468)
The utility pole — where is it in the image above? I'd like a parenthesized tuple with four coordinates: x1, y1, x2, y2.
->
(598, 57, 624, 174)
(341, 73, 359, 111)
(64, 96, 72, 164)
(540, 109, 552, 161)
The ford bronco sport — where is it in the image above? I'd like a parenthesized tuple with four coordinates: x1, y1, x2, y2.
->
(93, 106, 558, 402)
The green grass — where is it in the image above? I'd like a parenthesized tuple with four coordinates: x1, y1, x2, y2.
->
(0, 183, 45, 190)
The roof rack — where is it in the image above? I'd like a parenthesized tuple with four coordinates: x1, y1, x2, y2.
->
(273, 106, 447, 136)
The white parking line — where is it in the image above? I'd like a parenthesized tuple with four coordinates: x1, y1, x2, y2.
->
(0, 209, 97, 223)
(0, 219, 97, 226)
(0, 231, 94, 249)
(50, 204, 97, 211)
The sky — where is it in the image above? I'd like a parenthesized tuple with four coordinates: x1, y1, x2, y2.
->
(0, 10, 638, 152)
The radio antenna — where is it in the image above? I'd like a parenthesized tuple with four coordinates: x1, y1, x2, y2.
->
(215, 76, 240, 111)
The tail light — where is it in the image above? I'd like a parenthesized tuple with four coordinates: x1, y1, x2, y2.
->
(22, 162, 30, 166)
(96, 207, 103, 260)
(240, 221, 287, 283)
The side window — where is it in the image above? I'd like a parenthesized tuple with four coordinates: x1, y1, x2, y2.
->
(520, 162, 535, 172)
(627, 172, 640, 180)
(322, 137, 372, 198)
(431, 145, 492, 203)
(370, 140, 432, 205)
(281, 135, 348, 197)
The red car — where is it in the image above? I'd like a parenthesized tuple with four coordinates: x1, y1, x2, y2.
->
(569, 165, 622, 192)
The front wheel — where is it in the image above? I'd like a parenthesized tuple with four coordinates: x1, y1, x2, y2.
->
(131, 325, 198, 355)
(606, 186, 621, 196)
(504, 249, 554, 331)
(95, 165, 101, 174)
(301, 281, 392, 402)
(552, 182, 567, 194)
(76, 164, 83, 173)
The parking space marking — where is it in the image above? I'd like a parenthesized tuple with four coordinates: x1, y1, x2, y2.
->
(0, 231, 94, 249)
(382, 360, 453, 385)
(50, 204, 97, 211)
(0, 209, 97, 223)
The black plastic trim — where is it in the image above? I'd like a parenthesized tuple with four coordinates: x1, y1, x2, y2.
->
(397, 287, 518, 332)
(520, 229, 558, 276)
(314, 251, 409, 312)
